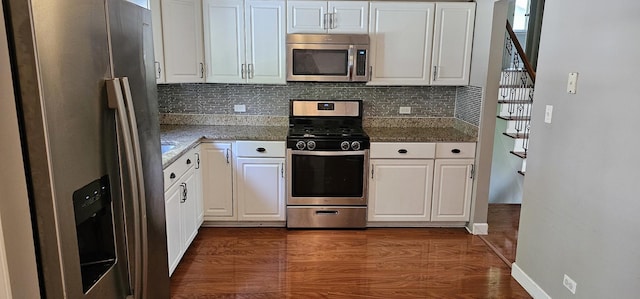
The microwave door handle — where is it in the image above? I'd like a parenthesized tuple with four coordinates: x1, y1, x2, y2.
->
(347, 45, 354, 80)
(323, 13, 328, 30)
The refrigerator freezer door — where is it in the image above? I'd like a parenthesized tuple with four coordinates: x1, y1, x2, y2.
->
(5, 0, 131, 297)
(5, 0, 170, 298)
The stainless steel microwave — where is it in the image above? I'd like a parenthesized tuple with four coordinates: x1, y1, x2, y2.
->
(286, 34, 370, 82)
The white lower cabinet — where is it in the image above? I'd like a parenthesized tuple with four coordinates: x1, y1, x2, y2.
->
(201, 141, 286, 224)
(164, 178, 182, 275)
(201, 142, 235, 220)
(367, 142, 476, 225)
(368, 159, 434, 221)
(236, 158, 285, 221)
(235, 141, 286, 222)
(163, 146, 202, 275)
(431, 159, 474, 222)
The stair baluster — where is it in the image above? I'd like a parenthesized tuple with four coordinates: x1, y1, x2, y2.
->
(498, 21, 536, 175)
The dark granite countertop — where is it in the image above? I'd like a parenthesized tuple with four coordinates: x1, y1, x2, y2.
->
(365, 126, 477, 143)
(160, 124, 476, 168)
(160, 124, 288, 167)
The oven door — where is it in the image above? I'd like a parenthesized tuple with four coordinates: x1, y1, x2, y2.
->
(287, 149, 368, 205)
(287, 44, 353, 82)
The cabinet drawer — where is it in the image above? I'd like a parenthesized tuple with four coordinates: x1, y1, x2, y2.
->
(435, 143, 476, 159)
(236, 141, 285, 158)
(370, 142, 436, 159)
(163, 147, 197, 191)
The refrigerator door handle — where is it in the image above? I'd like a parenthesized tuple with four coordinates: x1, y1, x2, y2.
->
(120, 77, 149, 299)
(106, 78, 144, 299)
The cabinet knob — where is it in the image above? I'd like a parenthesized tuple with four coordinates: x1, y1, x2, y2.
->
(451, 149, 461, 154)
(256, 147, 266, 153)
(170, 172, 176, 179)
(398, 149, 408, 154)
(186, 159, 192, 164)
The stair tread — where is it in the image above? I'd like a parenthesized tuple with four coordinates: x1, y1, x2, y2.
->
(497, 115, 531, 121)
(503, 132, 529, 139)
(517, 171, 526, 176)
(498, 100, 533, 104)
(510, 151, 527, 159)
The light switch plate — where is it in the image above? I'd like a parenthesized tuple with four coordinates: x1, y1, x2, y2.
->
(567, 72, 578, 94)
(544, 105, 553, 123)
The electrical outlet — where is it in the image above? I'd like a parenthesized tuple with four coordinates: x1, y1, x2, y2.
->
(563, 274, 577, 294)
(399, 107, 411, 114)
(234, 104, 246, 113)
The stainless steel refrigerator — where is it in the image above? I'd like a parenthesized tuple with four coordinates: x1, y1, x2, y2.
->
(3, 0, 170, 298)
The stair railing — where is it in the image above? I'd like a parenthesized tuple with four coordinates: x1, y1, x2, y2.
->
(501, 20, 536, 154)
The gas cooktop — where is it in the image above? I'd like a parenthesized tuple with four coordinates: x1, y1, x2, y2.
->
(287, 100, 369, 151)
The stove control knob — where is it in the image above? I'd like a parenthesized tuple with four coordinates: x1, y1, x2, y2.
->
(351, 141, 361, 151)
(307, 140, 316, 150)
(340, 141, 350, 151)
(296, 140, 306, 150)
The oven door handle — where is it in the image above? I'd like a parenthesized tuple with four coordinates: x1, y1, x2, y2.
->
(289, 150, 367, 156)
(315, 210, 339, 215)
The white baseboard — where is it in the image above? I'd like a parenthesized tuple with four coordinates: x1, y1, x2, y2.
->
(466, 223, 488, 235)
(511, 263, 551, 299)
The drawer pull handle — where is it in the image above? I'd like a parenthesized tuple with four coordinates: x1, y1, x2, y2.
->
(169, 172, 176, 179)
(316, 210, 339, 215)
(451, 149, 461, 154)
(186, 159, 192, 164)
(256, 147, 266, 152)
(398, 149, 408, 154)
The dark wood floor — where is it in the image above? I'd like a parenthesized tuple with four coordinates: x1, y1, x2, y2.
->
(482, 204, 521, 265)
(170, 228, 531, 298)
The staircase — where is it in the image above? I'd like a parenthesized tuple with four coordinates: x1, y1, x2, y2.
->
(497, 21, 535, 176)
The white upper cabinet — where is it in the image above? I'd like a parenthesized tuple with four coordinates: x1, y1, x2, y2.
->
(150, 0, 165, 83)
(287, 1, 368, 34)
(368, 2, 435, 85)
(204, 0, 286, 84)
(430, 2, 475, 85)
(368, 1, 475, 86)
(161, 0, 205, 83)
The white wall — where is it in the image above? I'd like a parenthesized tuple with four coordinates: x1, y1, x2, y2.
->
(467, 0, 508, 228)
(0, 1, 41, 297)
(514, 1, 640, 298)
(489, 119, 524, 204)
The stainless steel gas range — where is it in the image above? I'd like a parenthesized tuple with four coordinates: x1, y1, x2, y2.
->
(286, 100, 370, 228)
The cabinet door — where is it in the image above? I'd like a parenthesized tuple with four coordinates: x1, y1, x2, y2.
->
(287, 1, 327, 33)
(236, 158, 285, 221)
(193, 147, 204, 225)
(368, 2, 434, 85)
(165, 181, 183, 275)
(203, 0, 246, 83)
(431, 159, 474, 222)
(201, 143, 235, 220)
(368, 159, 434, 222)
(161, 0, 205, 83)
(328, 1, 368, 34)
(246, 0, 286, 84)
(150, 0, 165, 83)
(430, 3, 475, 85)
(180, 168, 200, 250)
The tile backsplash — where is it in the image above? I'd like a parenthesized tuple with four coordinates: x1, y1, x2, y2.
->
(157, 82, 482, 127)
(455, 85, 483, 126)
